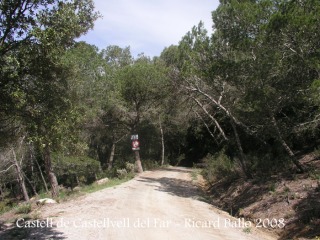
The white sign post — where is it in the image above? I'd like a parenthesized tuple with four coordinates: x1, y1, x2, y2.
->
(131, 134, 139, 140)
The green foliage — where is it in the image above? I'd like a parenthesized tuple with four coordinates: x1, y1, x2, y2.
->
(15, 203, 32, 214)
(82, 177, 133, 194)
(142, 159, 161, 171)
(117, 59, 168, 115)
(125, 162, 135, 173)
(311, 79, 320, 104)
(268, 182, 277, 193)
(101, 45, 133, 68)
(116, 162, 136, 179)
(246, 151, 291, 176)
(53, 154, 101, 186)
(190, 169, 201, 181)
(0, 0, 100, 198)
(62, 42, 107, 117)
(201, 150, 236, 183)
(310, 171, 320, 181)
(0, 199, 16, 215)
(38, 191, 51, 200)
(98, 168, 117, 179)
(178, 21, 212, 77)
(116, 169, 128, 179)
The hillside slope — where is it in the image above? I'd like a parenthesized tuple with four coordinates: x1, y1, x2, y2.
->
(206, 155, 320, 239)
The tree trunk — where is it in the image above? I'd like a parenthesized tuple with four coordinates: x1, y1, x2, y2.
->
(34, 154, 49, 193)
(134, 151, 143, 173)
(271, 116, 304, 173)
(76, 175, 80, 186)
(230, 121, 252, 179)
(23, 172, 38, 196)
(30, 144, 49, 193)
(108, 143, 116, 170)
(192, 96, 228, 141)
(0, 184, 3, 201)
(43, 145, 59, 198)
(12, 148, 29, 201)
(159, 116, 165, 166)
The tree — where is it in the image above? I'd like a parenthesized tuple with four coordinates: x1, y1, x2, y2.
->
(164, 22, 252, 177)
(101, 45, 133, 68)
(211, 0, 320, 173)
(70, 45, 134, 169)
(0, 139, 30, 202)
(114, 56, 169, 172)
(0, 0, 99, 113)
(0, 0, 100, 197)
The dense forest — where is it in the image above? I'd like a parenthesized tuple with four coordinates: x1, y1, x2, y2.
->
(1, 0, 320, 206)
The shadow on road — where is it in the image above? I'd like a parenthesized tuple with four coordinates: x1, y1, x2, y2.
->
(0, 220, 66, 240)
(156, 167, 194, 174)
(138, 175, 204, 200)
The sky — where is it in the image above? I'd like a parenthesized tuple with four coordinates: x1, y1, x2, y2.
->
(77, 0, 220, 57)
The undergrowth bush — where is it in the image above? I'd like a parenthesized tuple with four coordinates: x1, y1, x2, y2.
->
(201, 150, 235, 183)
(116, 169, 128, 179)
(142, 159, 160, 171)
(246, 151, 291, 176)
(125, 162, 135, 173)
(0, 199, 16, 214)
(53, 154, 101, 187)
(15, 203, 31, 214)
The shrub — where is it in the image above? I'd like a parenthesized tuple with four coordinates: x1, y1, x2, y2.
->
(246, 151, 291, 176)
(125, 162, 135, 173)
(201, 150, 235, 183)
(116, 169, 128, 179)
(142, 159, 160, 171)
(15, 203, 32, 214)
(0, 199, 16, 214)
(53, 154, 101, 187)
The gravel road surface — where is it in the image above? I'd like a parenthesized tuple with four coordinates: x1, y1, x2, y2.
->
(1, 167, 277, 240)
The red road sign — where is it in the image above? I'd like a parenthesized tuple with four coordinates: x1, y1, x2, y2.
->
(132, 140, 140, 151)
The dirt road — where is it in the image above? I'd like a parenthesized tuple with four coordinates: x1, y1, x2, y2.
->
(4, 167, 277, 239)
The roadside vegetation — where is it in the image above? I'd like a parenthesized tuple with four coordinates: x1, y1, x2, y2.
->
(0, 173, 135, 226)
(201, 150, 320, 239)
